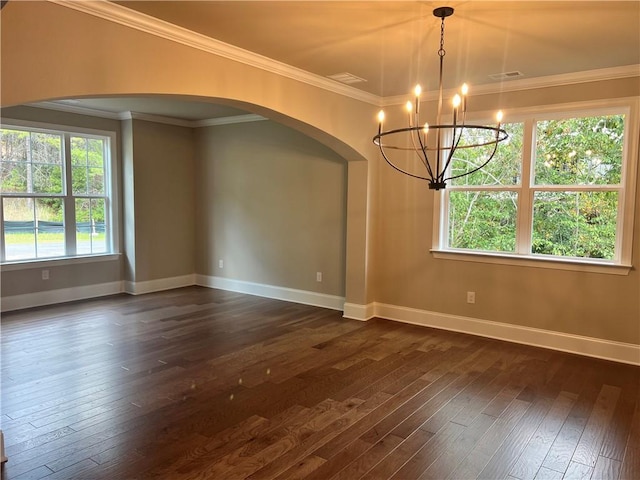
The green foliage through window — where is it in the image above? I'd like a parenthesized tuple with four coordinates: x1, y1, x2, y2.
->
(445, 110, 627, 262)
(1, 126, 111, 261)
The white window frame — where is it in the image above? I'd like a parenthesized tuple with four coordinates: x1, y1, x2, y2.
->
(0, 118, 120, 269)
(432, 97, 638, 275)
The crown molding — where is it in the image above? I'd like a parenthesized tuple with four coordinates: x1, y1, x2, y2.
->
(127, 112, 266, 127)
(48, 0, 381, 107)
(193, 114, 268, 127)
(382, 64, 640, 107)
(28, 101, 268, 127)
(125, 111, 193, 127)
(27, 101, 124, 120)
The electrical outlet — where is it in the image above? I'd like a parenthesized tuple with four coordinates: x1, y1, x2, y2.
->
(42, 269, 50, 280)
(218, 259, 224, 269)
(316, 272, 323, 282)
(466, 291, 475, 304)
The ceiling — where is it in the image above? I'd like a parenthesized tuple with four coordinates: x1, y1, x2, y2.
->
(30, 1, 640, 121)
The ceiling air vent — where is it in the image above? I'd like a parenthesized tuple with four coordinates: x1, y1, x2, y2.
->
(327, 72, 367, 85)
(489, 71, 524, 81)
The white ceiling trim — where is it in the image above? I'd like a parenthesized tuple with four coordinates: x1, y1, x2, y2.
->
(125, 111, 193, 127)
(48, 0, 381, 106)
(382, 64, 640, 107)
(194, 115, 268, 128)
(27, 101, 124, 120)
(29, 101, 268, 127)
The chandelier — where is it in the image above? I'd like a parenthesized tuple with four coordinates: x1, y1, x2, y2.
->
(373, 6, 508, 190)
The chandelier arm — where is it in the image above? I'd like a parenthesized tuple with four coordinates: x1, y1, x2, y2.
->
(421, 148, 436, 181)
(416, 130, 436, 179)
(376, 142, 433, 182)
(411, 125, 435, 177)
(439, 117, 467, 182)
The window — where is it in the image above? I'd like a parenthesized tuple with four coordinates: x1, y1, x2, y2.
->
(0, 122, 117, 263)
(437, 99, 638, 271)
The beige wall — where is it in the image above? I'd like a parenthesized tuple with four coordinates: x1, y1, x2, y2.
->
(195, 121, 347, 296)
(126, 119, 195, 282)
(0, 261, 121, 297)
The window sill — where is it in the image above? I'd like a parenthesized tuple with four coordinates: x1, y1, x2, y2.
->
(0, 253, 121, 272)
(431, 249, 632, 275)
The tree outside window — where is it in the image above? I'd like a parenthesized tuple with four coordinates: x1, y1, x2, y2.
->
(0, 126, 112, 261)
(443, 108, 628, 263)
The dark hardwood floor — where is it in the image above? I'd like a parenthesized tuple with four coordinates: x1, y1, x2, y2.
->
(1, 286, 638, 479)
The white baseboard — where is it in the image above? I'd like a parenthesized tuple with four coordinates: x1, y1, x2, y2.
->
(3, 275, 636, 365)
(343, 302, 375, 321)
(196, 274, 345, 311)
(1, 281, 124, 312)
(374, 302, 640, 366)
(124, 274, 196, 295)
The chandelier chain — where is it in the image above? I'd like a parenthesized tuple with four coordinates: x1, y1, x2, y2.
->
(438, 16, 446, 58)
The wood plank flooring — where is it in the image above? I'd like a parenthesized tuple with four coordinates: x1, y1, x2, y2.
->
(1, 286, 638, 479)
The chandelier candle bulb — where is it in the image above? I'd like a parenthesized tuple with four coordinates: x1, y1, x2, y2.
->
(452, 94, 461, 125)
(377, 110, 385, 134)
(405, 101, 413, 124)
(461, 83, 469, 111)
(414, 85, 422, 114)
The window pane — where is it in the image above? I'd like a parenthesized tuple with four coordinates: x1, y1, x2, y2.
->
(1, 161, 28, 193)
(87, 139, 104, 167)
(76, 198, 107, 254)
(36, 198, 65, 258)
(71, 136, 87, 166)
(71, 136, 105, 195)
(1, 129, 28, 162)
(448, 191, 517, 252)
(91, 198, 107, 253)
(31, 132, 62, 165)
(71, 136, 88, 195)
(450, 122, 523, 186)
(534, 115, 624, 185)
(1, 129, 29, 193)
(33, 163, 63, 194)
(532, 191, 618, 260)
(72, 166, 88, 195)
(3, 197, 36, 260)
(89, 167, 104, 194)
(30, 132, 63, 194)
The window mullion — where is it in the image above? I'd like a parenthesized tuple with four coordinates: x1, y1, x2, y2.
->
(63, 134, 77, 256)
(438, 189, 449, 248)
(516, 119, 535, 255)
